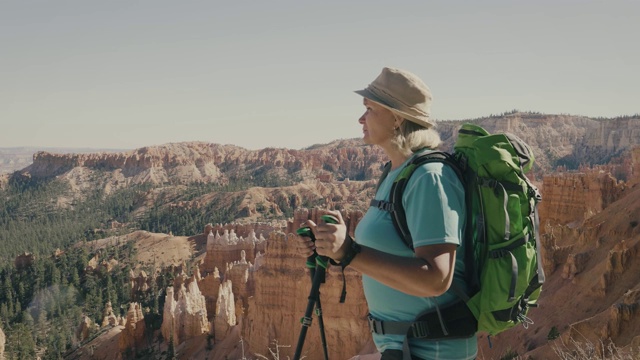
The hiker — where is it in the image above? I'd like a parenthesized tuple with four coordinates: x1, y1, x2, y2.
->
(295, 67, 477, 360)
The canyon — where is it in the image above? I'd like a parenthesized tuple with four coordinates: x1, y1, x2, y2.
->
(1, 113, 639, 359)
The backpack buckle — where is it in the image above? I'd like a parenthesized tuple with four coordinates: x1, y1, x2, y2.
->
(372, 200, 395, 212)
(367, 315, 383, 334)
(380, 202, 394, 212)
(410, 321, 430, 338)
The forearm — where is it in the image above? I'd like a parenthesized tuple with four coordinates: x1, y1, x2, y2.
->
(347, 244, 453, 297)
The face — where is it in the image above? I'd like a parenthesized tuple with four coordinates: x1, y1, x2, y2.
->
(358, 98, 397, 146)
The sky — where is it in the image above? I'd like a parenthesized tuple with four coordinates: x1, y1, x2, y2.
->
(1, 0, 639, 151)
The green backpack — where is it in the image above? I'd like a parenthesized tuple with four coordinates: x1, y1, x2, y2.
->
(370, 123, 545, 338)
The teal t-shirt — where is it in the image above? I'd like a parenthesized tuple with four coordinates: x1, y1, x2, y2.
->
(355, 151, 478, 360)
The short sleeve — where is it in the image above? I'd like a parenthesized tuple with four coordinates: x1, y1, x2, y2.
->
(402, 162, 465, 249)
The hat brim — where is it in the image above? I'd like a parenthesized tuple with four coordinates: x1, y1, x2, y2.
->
(354, 89, 435, 128)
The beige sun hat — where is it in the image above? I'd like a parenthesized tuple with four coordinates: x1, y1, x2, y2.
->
(355, 67, 434, 128)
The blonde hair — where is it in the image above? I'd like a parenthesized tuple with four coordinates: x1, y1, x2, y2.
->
(390, 114, 441, 157)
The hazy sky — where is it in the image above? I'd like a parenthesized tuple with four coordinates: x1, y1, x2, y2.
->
(2, 0, 639, 151)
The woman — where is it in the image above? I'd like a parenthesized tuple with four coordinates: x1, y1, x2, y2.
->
(296, 67, 477, 360)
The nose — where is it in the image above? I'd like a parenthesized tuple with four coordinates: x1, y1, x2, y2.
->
(358, 112, 365, 124)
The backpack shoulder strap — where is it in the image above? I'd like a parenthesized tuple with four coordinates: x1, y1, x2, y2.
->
(373, 161, 392, 195)
(370, 151, 464, 250)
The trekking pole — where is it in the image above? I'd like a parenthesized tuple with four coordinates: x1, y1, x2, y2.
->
(293, 215, 337, 360)
(293, 246, 329, 360)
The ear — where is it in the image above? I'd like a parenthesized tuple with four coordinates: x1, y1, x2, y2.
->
(394, 116, 405, 129)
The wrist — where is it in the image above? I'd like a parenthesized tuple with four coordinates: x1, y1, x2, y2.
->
(330, 235, 361, 268)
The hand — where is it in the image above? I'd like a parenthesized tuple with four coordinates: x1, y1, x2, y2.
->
(293, 224, 317, 258)
(313, 210, 349, 262)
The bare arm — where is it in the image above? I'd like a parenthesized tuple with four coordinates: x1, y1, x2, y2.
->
(347, 242, 456, 297)
(310, 210, 457, 297)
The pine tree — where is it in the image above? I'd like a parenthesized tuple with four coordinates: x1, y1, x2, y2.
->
(6, 322, 37, 359)
(167, 334, 177, 360)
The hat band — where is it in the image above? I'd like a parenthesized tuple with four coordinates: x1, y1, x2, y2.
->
(367, 84, 430, 118)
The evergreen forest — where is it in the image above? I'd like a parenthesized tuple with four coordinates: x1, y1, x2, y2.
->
(0, 170, 299, 359)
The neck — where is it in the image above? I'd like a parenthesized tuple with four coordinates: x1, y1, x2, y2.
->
(383, 146, 411, 170)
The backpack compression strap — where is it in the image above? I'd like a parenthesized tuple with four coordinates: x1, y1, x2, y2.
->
(525, 178, 546, 286)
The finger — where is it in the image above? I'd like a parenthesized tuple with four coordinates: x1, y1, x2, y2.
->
(293, 233, 309, 243)
(303, 220, 318, 228)
(301, 220, 318, 236)
(299, 238, 315, 250)
(316, 221, 337, 234)
(314, 243, 326, 256)
(302, 247, 315, 257)
(324, 209, 344, 224)
(295, 238, 315, 256)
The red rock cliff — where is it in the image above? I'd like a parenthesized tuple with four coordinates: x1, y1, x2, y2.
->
(22, 141, 387, 184)
(539, 170, 626, 225)
(242, 231, 370, 360)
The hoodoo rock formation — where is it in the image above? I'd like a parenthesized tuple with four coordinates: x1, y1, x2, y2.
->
(76, 316, 94, 342)
(161, 275, 210, 346)
(154, 208, 373, 359)
(101, 301, 120, 327)
(197, 267, 222, 322)
(201, 227, 267, 275)
(214, 280, 236, 342)
(129, 269, 150, 297)
(118, 302, 146, 352)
